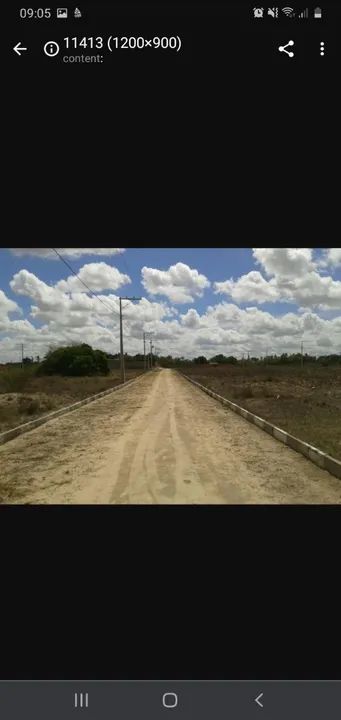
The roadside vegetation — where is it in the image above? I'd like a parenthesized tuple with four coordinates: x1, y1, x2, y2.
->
(181, 356, 341, 461)
(1, 347, 340, 460)
(0, 344, 144, 434)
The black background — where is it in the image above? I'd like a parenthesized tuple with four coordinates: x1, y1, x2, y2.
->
(1, 504, 340, 678)
(7, 3, 338, 245)
(4, 0, 341, 682)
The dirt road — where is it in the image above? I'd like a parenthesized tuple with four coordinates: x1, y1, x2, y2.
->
(1, 369, 340, 504)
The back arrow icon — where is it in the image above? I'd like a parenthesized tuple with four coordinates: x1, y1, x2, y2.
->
(255, 693, 264, 708)
(13, 42, 28, 56)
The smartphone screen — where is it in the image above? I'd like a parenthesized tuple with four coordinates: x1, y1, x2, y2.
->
(3, 0, 340, 707)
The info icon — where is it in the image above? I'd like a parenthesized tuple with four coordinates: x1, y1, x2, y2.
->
(44, 41, 60, 57)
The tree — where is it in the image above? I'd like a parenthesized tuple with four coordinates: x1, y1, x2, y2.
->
(38, 344, 109, 376)
(209, 354, 226, 364)
(209, 354, 237, 364)
(193, 356, 208, 364)
(93, 349, 110, 374)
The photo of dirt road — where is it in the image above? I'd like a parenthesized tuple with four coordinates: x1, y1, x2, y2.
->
(1, 369, 340, 505)
(1, 247, 340, 504)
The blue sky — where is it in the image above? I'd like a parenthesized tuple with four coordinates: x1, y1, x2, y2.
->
(0, 247, 340, 362)
(1, 247, 253, 306)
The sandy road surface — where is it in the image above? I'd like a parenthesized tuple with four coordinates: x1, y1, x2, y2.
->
(1, 369, 340, 504)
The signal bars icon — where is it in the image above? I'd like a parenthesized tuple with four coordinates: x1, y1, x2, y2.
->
(298, 7, 309, 18)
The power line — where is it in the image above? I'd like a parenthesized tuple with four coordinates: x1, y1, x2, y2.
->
(50, 248, 121, 317)
(50, 249, 162, 364)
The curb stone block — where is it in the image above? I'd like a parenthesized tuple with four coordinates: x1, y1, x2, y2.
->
(0, 373, 145, 447)
(179, 372, 341, 481)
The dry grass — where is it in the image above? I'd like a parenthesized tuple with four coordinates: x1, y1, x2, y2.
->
(0, 369, 143, 434)
(183, 363, 341, 461)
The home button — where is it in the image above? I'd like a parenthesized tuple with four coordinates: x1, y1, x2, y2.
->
(162, 693, 178, 709)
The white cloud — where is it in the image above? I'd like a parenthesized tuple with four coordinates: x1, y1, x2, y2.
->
(180, 308, 201, 328)
(214, 271, 280, 303)
(253, 248, 315, 277)
(10, 248, 125, 259)
(175, 303, 340, 358)
(1, 294, 340, 363)
(0, 290, 22, 333)
(141, 262, 210, 303)
(0, 290, 21, 318)
(319, 248, 341, 269)
(10, 270, 67, 311)
(1, 253, 340, 364)
(279, 271, 341, 310)
(1, 267, 182, 362)
(316, 336, 333, 347)
(55, 262, 130, 293)
(214, 249, 341, 310)
(205, 302, 242, 326)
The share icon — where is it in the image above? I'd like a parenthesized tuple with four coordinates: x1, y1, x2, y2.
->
(278, 39, 295, 57)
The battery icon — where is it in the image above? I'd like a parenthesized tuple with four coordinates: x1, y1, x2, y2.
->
(314, 7, 322, 18)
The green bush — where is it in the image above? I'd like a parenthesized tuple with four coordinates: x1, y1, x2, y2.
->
(69, 355, 97, 376)
(93, 349, 110, 374)
(38, 344, 109, 377)
(209, 354, 238, 364)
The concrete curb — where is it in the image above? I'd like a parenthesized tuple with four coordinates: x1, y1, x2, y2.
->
(180, 373, 341, 481)
(0, 373, 146, 447)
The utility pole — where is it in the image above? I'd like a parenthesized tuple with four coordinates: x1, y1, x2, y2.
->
(143, 332, 148, 371)
(301, 340, 304, 370)
(119, 298, 124, 383)
(21, 343, 24, 369)
(150, 339, 153, 369)
(143, 331, 153, 371)
(119, 296, 141, 384)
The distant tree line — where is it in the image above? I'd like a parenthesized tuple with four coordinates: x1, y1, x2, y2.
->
(3, 348, 340, 376)
(158, 352, 341, 367)
(107, 353, 145, 362)
(255, 353, 341, 366)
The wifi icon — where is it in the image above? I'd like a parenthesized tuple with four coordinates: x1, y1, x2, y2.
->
(282, 7, 295, 16)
